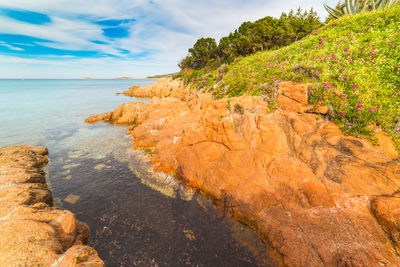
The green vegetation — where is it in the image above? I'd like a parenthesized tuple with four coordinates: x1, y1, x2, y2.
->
(179, 8, 321, 70)
(189, 5, 400, 147)
(324, 0, 399, 19)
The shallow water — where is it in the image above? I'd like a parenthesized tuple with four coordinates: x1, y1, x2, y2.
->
(0, 79, 272, 266)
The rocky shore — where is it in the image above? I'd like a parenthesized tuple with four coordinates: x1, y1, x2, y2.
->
(120, 77, 189, 100)
(0, 145, 104, 266)
(86, 78, 400, 266)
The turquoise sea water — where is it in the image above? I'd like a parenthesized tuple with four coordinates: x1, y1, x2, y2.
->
(0, 79, 153, 147)
(0, 79, 271, 266)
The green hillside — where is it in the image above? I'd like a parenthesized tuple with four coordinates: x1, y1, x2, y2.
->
(191, 5, 400, 147)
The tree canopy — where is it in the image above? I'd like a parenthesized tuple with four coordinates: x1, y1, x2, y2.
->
(179, 8, 322, 70)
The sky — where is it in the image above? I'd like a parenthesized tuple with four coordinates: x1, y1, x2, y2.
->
(0, 0, 337, 79)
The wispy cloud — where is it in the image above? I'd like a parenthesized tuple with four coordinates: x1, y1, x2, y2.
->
(0, 41, 24, 51)
(0, 0, 338, 78)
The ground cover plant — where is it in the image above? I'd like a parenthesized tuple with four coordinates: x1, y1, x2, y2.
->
(189, 5, 400, 147)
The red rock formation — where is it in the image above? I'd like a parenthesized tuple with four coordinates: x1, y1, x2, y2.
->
(0, 145, 104, 267)
(86, 80, 400, 266)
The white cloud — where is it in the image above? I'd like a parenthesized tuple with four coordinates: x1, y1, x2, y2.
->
(0, 41, 24, 51)
(0, 15, 126, 56)
(0, 0, 339, 78)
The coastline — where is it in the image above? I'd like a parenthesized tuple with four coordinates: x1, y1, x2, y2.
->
(0, 145, 104, 266)
(81, 77, 154, 80)
(86, 78, 400, 266)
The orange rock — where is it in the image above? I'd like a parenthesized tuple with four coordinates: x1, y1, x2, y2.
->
(121, 77, 189, 100)
(374, 130, 400, 160)
(276, 82, 328, 114)
(59, 245, 105, 267)
(0, 146, 104, 266)
(49, 210, 77, 250)
(86, 80, 400, 266)
(371, 195, 400, 253)
(278, 81, 310, 104)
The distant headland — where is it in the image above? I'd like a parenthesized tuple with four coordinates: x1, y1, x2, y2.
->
(111, 77, 134, 79)
(81, 77, 151, 80)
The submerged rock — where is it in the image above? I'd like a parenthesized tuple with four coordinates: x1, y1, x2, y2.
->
(64, 194, 80, 205)
(86, 80, 400, 266)
(63, 163, 81, 169)
(94, 163, 107, 170)
(0, 145, 104, 266)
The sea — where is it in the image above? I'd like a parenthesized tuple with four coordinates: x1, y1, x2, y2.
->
(0, 79, 272, 266)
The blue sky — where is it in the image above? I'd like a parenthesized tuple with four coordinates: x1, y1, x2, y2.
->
(0, 0, 336, 79)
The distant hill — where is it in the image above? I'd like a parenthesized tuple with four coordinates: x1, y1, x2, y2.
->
(112, 77, 134, 79)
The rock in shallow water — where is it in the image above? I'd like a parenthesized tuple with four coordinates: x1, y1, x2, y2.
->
(64, 194, 81, 205)
(0, 145, 104, 266)
(94, 163, 107, 170)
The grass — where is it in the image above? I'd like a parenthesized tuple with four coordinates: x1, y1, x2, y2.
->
(190, 5, 400, 148)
